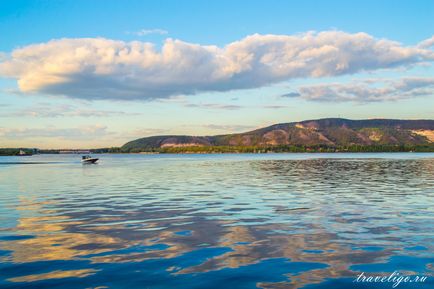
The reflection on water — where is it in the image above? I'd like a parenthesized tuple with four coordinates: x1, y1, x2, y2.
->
(0, 153, 433, 288)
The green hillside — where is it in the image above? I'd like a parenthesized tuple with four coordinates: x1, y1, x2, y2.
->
(121, 118, 434, 153)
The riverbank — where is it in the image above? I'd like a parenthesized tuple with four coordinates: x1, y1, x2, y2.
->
(3, 144, 434, 156)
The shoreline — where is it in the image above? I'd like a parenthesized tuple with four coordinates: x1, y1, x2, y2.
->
(2, 151, 434, 156)
(2, 144, 434, 156)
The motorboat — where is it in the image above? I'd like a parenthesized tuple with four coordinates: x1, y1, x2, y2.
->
(81, 155, 99, 164)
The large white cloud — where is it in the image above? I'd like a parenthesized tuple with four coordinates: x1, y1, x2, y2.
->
(1, 31, 433, 100)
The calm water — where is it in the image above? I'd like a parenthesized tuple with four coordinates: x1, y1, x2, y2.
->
(0, 153, 433, 289)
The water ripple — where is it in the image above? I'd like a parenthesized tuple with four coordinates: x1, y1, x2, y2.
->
(0, 153, 433, 288)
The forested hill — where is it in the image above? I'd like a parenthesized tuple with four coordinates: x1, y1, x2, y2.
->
(121, 118, 434, 152)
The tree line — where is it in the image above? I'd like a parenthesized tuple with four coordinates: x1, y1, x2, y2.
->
(2, 144, 433, 156)
(99, 144, 434, 154)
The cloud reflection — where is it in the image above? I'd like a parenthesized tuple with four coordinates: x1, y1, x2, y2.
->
(0, 156, 433, 288)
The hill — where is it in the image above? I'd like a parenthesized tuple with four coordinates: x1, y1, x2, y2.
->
(121, 118, 434, 153)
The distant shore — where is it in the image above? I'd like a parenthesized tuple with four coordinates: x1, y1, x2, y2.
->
(67, 144, 434, 154)
(2, 144, 434, 156)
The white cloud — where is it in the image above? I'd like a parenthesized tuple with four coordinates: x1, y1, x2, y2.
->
(0, 104, 140, 118)
(127, 28, 169, 36)
(183, 102, 288, 110)
(281, 92, 301, 98)
(290, 77, 434, 102)
(200, 124, 256, 132)
(184, 103, 243, 110)
(418, 36, 434, 48)
(0, 124, 111, 139)
(262, 105, 289, 109)
(0, 31, 433, 101)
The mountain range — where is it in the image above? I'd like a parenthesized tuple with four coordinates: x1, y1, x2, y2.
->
(121, 118, 434, 152)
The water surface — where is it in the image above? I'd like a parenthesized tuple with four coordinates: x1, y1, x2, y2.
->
(0, 153, 433, 288)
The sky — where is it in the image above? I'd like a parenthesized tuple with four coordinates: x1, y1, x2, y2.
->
(0, 0, 433, 148)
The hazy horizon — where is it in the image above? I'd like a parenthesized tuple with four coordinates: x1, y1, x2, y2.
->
(2, 116, 434, 149)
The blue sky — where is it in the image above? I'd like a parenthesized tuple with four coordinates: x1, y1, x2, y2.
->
(0, 0, 433, 148)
